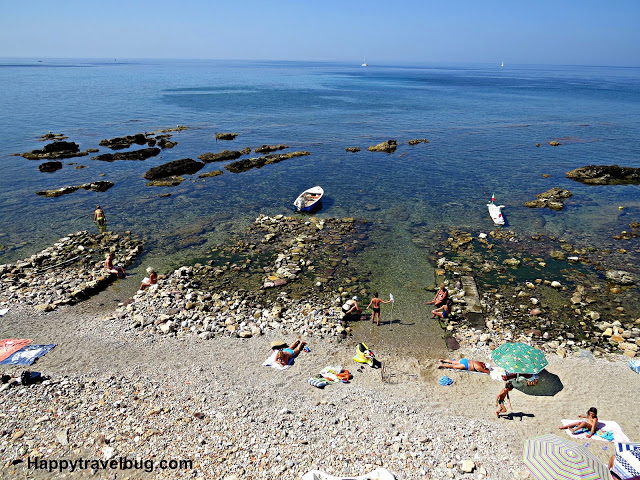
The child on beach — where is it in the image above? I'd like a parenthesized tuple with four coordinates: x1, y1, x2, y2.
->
(559, 407, 598, 438)
(495, 382, 513, 418)
(367, 293, 391, 326)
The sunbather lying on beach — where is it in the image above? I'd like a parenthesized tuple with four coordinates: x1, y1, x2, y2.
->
(559, 407, 598, 438)
(275, 339, 307, 366)
(438, 358, 491, 373)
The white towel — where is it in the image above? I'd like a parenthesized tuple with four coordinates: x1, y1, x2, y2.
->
(262, 351, 290, 370)
(561, 419, 630, 443)
(0, 308, 8, 317)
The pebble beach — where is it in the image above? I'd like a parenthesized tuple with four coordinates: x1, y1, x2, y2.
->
(1, 219, 640, 479)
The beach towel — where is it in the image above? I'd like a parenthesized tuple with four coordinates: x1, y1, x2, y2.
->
(0, 344, 56, 365)
(439, 376, 453, 386)
(630, 360, 640, 375)
(561, 419, 630, 443)
(302, 467, 396, 480)
(0, 339, 33, 362)
(0, 308, 8, 317)
(262, 351, 290, 370)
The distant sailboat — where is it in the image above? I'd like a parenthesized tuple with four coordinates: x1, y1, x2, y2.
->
(501, 61, 504, 67)
(362, 58, 368, 67)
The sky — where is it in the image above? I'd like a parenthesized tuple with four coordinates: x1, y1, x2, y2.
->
(2, 0, 639, 66)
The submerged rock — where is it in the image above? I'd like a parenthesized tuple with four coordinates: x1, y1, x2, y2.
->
(99, 133, 149, 150)
(143, 158, 204, 180)
(22, 141, 89, 160)
(198, 170, 223, 178)
(524, 187, 572, 210)
(225, 151, 311, 173)
(566, 165, 640, 185)
(408, 138, 429, 145)
(92, 147, 161, 162)
(39, 161, 63, 173)
(36, 181, 114, 197)
(254, 144, 289, 154)
(345, 147, 360, 153)
(367, 139, 397, 153)
(605, 270, 635, 285)
(146, 176, 184, 187)
(198, 150, 243, 163)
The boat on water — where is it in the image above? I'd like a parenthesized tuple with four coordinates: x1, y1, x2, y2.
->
(362, 57, 368, 67)
(487, 193, 505, 225)
(501, 61, 504, 67)
(293, 186, 323, 212)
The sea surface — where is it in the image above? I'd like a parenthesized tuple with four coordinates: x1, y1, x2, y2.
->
(1, 59, 639, 355)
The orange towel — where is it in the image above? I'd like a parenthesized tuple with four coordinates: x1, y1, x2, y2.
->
(0, 339, 33, 362)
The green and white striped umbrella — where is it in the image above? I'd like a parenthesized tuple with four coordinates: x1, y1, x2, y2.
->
(492, 342, 548, 374)
(523, 434, 609, 480)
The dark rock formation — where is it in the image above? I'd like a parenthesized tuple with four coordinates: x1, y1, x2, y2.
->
(143, 158, 204, 180)
(367, 139, 397, 153)
(39, 161, 63, 173)
(225, 151, 311, 174)
(157, 138, 177, 149)
(345, 147, 360, 153)
(39, 132, 67, 141)
(408, 139, 429, 145)
(524, 187, 572, 210)
(198, 150, 243, 163)
(22, 141, 88, 160)
(92, 147, 161, 162)
(198, 170, 223, 178)
(99, 133, 149, 150)
(566, 165, 640, 185)
(36, 181, 114, 198)
(215, 133, 238, 140)
(254, 144, 289, 154)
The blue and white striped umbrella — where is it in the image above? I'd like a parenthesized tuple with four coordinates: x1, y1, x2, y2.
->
(611, 442, 640, 480)
(523, 434, 609, 480)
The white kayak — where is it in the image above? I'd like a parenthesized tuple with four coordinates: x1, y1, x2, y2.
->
(487, 201, 505, 225)
(302, 468, 396, 480)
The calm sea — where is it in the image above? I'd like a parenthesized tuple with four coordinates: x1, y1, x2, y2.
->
(1, 59, 639, 353)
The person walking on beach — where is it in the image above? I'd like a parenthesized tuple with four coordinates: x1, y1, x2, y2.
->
(94, 205, 107, 233)
(367, 292, 391, 326)
(425, 285, 448, 307)
(495, 382, 513, 418)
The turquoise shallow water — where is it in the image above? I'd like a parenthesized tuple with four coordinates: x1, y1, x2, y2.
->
(1, 59, 639, 352)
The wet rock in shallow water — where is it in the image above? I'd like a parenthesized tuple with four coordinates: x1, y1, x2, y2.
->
(224, 151, 311, 173)
(215, 132, 238, 140)
(157, 138, 176, 149)
(549, 141, 561, 146)
(198, 170, 223, 178)
(254, 144, 289, 154)
(22, 141, 89, 160)
(566, 164, 640, 185)
(345, 147, 360, 153)
(551, 250, 566, 261)
(605, 270, 635, 285)
(146, 176, 184, 187)
(503, 258, 521, 267)
(36, 181, 114, 197)
(367, 139, 397, 153)
(144, 158, 204, 180)
(525, 187, 572, 210)
(38, 161, 63, 173)
(408, 138, 429, 145)
(198, 150, 244, 163)
(92, 147, 160, 162)
(99, 133, 148, 150)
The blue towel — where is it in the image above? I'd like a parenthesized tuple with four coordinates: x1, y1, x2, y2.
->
(630, 360, 640, 374)
(439, 376, 453, 386)
(0, 344, 55, 365)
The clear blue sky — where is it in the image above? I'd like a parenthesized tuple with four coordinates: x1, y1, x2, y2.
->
(2, 0, 639, 66)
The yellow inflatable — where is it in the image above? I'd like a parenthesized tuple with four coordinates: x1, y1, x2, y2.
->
(353, 343, 375, 366)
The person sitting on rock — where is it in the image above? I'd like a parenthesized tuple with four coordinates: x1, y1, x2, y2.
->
(425, 285, 448, 307)
(105, 252, 126, 278)
(275, 339, 307, 366)
(139, 267, 158, 290)
(432, 297, 453, 319)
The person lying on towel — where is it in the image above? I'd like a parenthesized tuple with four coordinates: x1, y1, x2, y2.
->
(275, 339, 307, 366)
(438, 358, 491, 373)
(559, 407, 598, 438)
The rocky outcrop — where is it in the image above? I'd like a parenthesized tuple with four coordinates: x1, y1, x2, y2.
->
(22, 141, 89, 160)
(254, 144, 289, 154)
(146, 176, 184, 187)
(39, 132, 67, 141)
(215, 133, 238, 140)
(0, 231, 143, 310)
(143, 158, 204, 180)
(36, 181, 114, 198)
(408, 139, 429, 145)
(524, 187, 572, 210)
(605, 270, 635, 285)
(346, 147, 360, 153)
(566, 165, 640, 185)
(92, 147, 161, 162)
(38, 161, 63, 173)
(99, 133, 149, 150)
(224, 151, 311, 174)
(549, 141, 561, 147)
(367, 139, 397, 153)
(157, 138, 177, 149)
(198, 150, 244, 163)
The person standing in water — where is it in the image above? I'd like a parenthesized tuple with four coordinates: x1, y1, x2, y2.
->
(94, 205, 107, 233)
(368, 293, 392, 326)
